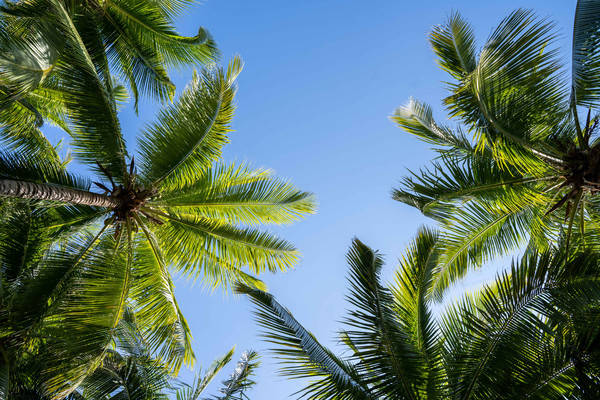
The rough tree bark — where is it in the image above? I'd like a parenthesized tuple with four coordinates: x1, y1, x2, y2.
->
(0, 179, 117, 208)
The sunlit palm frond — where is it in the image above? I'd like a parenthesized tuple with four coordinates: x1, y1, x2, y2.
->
(138, 57, 241, 188)
(29, 231, 131, 397)
(156, 213, 299, 278)
(158, 162, 316, 226)
(129, 230, 194, 373)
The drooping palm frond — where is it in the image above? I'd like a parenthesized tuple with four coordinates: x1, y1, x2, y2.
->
(0, 149, 88, 190)
(34, 231, 131, 397)
(129, 229, 194, 371)
(1, 0, 218, 110)
(236, 283, 373, 400)
(100, 0, 217, 106)
(157, 213, 300, 279)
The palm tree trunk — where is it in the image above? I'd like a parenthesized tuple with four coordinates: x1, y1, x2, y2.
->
(0, 179, 117, 208)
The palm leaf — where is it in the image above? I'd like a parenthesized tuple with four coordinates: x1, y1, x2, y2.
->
(235, 283, 373, 399)
(138, 57, 241, 188)
(572, 0, 600, 108)
(157, 162, 316, 226)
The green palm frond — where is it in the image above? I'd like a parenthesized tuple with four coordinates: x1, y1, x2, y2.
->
(156, 212, 299, 278)
(211, 350, 260, 400)
(105, 0, 215, 67)
(388, 228, 445, 398)
(572, 0, 600, 108)
(240, 237, 587, 399)
(158, 162, 316, 226)
(129, 229, 194, 372)
(393, 4, 600, 294)
(390, 98, 473, 157)
(235, 283, 374, 400)
(453, 9, 566, 153)
(392, 152, 538, 216)
(431, 191, 548, 298)
(430, 12, 477, 78)
(32, 231, 131, 397)
(0, 149, 88, 189)
(343, 238, 430, 399)
(101, 0, 217, 106)
(138, 57, 241, 188)
(0, 17, 57, 97)
(175, 348, 234, 400)
(438, 250, 600, 399)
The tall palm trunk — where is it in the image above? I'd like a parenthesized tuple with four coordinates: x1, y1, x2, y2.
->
(0, 179, 117, 208)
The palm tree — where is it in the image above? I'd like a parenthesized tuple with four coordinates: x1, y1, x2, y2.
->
(237, 229, 600, 399)
(392, 1, 600, 297)
(0, 53, 315, 385)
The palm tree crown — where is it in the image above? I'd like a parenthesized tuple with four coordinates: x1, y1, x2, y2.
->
(392, 1, 600, 296)
(0, 54, 315, 383)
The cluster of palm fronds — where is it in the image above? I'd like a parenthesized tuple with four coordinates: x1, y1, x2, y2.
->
(234, 1, 600, 399)
(2, 0, 600, 398)
(0, 0, 316, 398)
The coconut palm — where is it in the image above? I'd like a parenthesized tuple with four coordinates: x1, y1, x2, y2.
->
(0, 51, 314, 395)
(238, 229, 600, 399)
(392, 1, 600, 297)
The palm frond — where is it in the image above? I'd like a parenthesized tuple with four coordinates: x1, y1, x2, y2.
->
(342, 238, 425, 400)
(432, 190, 548, 299)
(157, 162, 316, 226)
(138, 57, 241, 188)
(155, 212, 299, 278)
(447, 9, 567, 167)
(0, 149, 89, 189)
(212, 350, 260, 400)
(430, 12, 477, 78)
(33, 231, 131, 397)
(439, 251, 593, 399)
(175, 348, 234, 400)
(392, 152, 536, 216)
(390, 98, 473, 157)
(133, 218, 195, 372)
(34, 0, 129, 180)
(388, 227, 445, 398)
(572, 0, 600, 108)
(235, 283, 374, 399)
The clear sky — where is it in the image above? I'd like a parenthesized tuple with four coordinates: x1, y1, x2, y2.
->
(64, 0, 577, 397)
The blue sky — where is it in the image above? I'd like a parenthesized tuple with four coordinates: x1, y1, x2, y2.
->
(57, 0, 576, 397)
